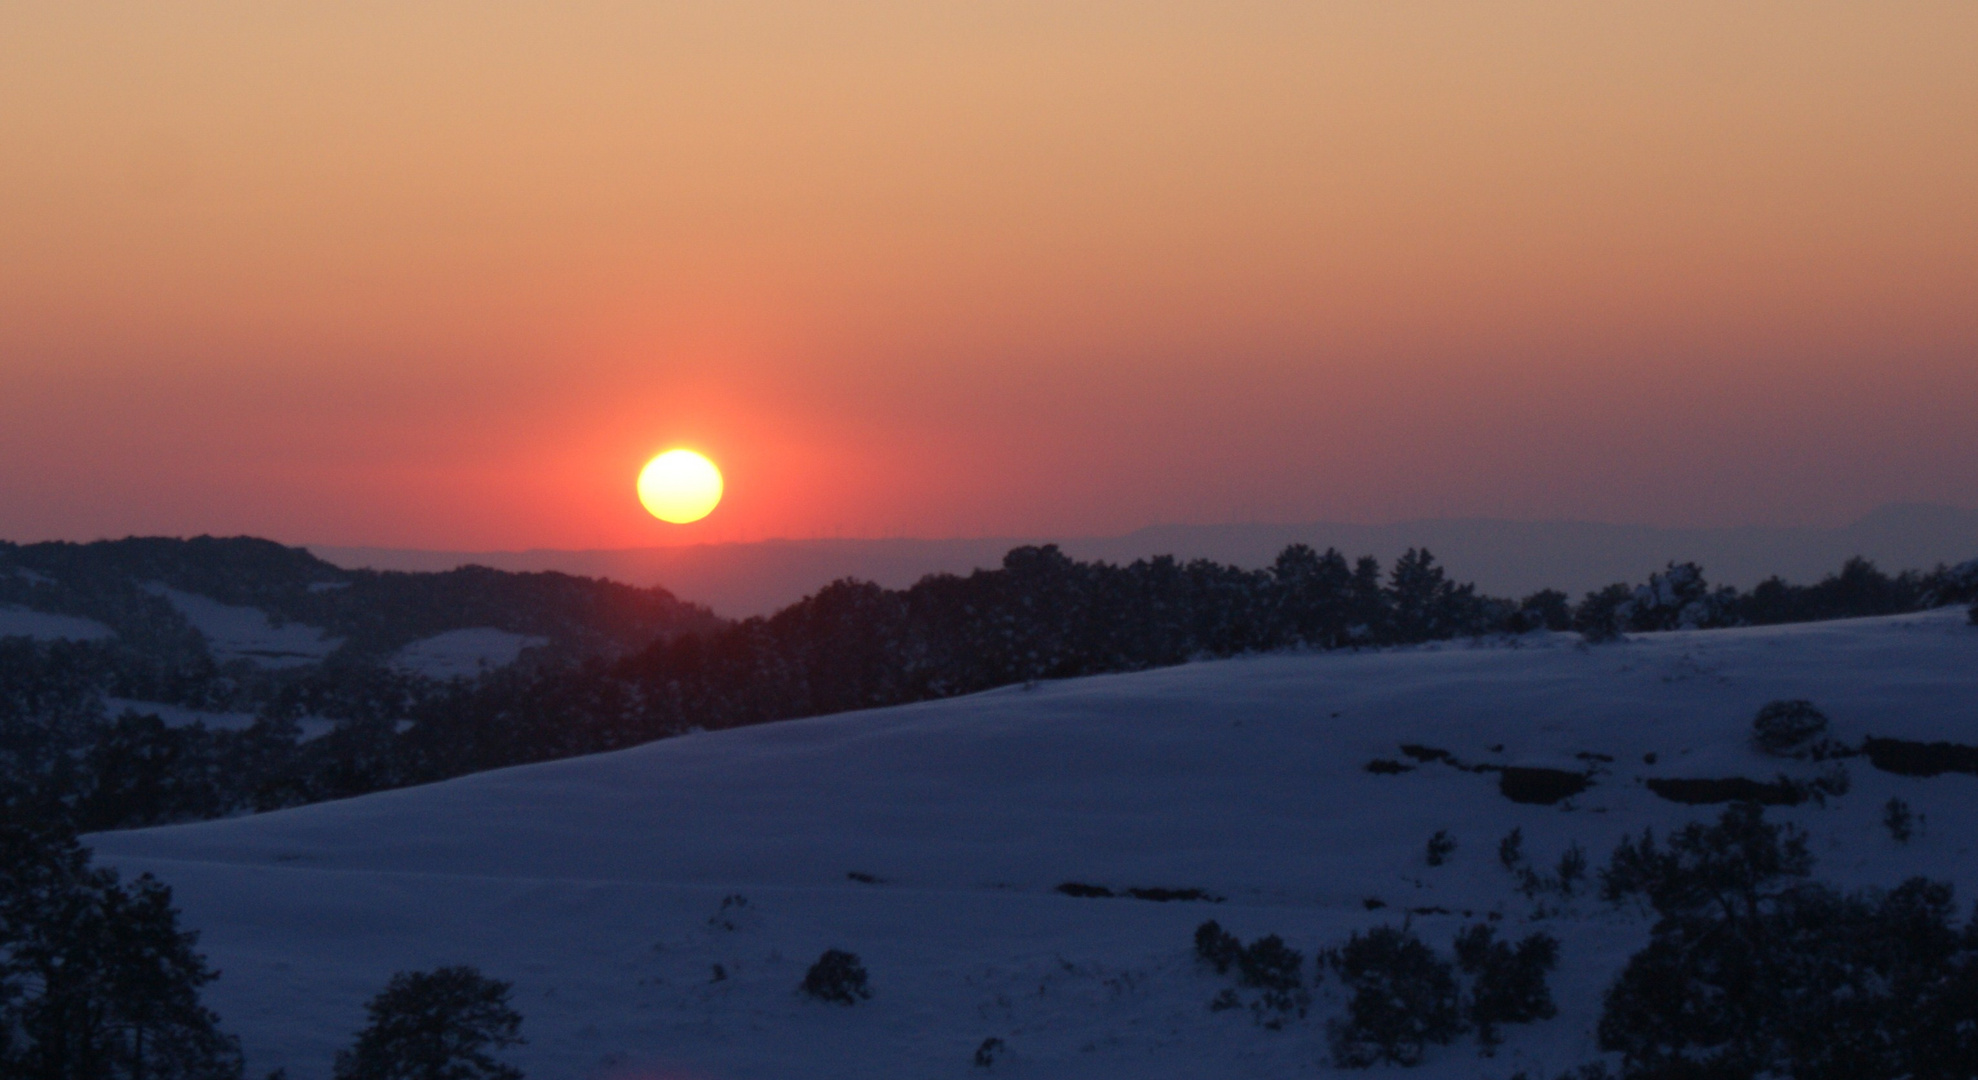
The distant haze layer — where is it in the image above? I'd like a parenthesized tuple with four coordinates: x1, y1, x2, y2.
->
(315, 504, 1978, 618)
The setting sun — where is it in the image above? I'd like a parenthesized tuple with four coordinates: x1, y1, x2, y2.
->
(637, 449, 723, 524)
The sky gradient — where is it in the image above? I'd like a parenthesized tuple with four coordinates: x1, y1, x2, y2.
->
(4, 2, 1975, 549)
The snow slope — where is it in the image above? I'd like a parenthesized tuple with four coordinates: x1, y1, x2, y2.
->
(0, 604, 114, 641)
(147, 585, 341, 667)
(89, 610, 1978, 1079)
(392, 628, 549, 679)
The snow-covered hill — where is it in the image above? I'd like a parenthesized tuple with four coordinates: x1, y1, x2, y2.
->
(89, 609, 1978, 1079)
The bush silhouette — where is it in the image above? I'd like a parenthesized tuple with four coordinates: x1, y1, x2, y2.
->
(1454, 924, 1559, 1048)
(1328, 926, 1460, 1067)
(1751, 699, 1829, 757)
(800, 949, 871, 1004)
(333, 966, 525, 1080)
(1193, 920, 1241, 975)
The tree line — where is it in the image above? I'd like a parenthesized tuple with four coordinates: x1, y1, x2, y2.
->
(4, 543, 1975, 834)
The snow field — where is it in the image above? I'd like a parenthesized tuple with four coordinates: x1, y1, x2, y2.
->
(90, 609, 1978, 1078)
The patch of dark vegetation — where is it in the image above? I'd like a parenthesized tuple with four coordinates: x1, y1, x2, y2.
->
(1750, 698, 1831, 757)
(1885, 797, 1918, 843)
(707, 893, 750, 930)
(1326, 926, 1461, 1067)
(0, 822, 247, 1079)
(1058, 882, 1222, 902)
(1596, 803, 1978, 1078)
(1454, 924, 1559, 1051)
(1498, 827, 1589, 902)
(1363, 897, 1387, 910)
(845, 871, 881, 884)
(1194, 921, 1310, 1027)
(1194, 921, 1242, 974)
(1425, 830, 1457, 866)
(335, 966, 525, 1080)
(972, 1036, 1006, 1067)
(1497, 767, 1592, 805)
(1365, 758, 1414, 774)
(1125, 886, 1221, 902)
(1575, 751, 1615, 763)
(1863, 736, 1978, 777)
(1644, 776, 1805, 805)
(1399, 743, 1454, 763)
(799, 949, 871, 1004)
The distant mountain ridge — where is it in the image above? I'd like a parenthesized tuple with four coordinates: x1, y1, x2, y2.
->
(315, 503, 1978, 617)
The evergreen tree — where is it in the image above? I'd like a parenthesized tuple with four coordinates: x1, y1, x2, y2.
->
(0, 822, 242, 1080)
(333, 966, 525, 1080)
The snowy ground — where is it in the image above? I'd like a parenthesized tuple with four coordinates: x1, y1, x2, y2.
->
(90, 609, 1978, 1079)
(392, 628, 549, 680)
(0, 604, 114, 641)
(147, 585, 342, 667)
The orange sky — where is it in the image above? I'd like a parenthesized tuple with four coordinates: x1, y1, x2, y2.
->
(3, 2, 1975, 549)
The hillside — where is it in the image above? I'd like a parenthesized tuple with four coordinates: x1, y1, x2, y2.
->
(89, 607, 1978, 1079)
(0, 535, 720, 667)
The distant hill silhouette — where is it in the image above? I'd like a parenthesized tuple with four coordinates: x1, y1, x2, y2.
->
(314, 504, 1978, 617)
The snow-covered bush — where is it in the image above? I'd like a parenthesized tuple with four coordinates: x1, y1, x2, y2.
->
(1750, 699, 1829, 757)
(333, 966, 524, 1080)
(1453, 924, 1559, 1048)
(1327, 926, 1461, 1067)
(800, 949, 871, 1005)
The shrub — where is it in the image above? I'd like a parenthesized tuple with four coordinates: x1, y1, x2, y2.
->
(1425, 830, 1456, 866)
(1594, 804, 1978, 1078)
(333, 966, 524, 1080)
(1498, 828, 1524, 870)
(1237, 934, 1308, 1025)
(800, 949, 871, 1005)
(1885, 797, 1915, 843)
(1751, 699, 1829, 757)
(1194, 920, 1241, 974)
(1600, 875, 1978, 1079)
(1600, 802, 1812, 916)
(1453, 924, 1559, 1048)
(1327, 926, 1461, 1067)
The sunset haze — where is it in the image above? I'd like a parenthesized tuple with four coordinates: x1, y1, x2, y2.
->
(5, 2, 1974, 549)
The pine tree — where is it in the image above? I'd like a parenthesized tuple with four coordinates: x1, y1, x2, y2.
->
(333, 967, 525, 1080)
(0, 822, 243, 1080)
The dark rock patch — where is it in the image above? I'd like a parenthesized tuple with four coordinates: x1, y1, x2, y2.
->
(1366, 759, 1415, 775)
(1497, 767, 1592, 805)
(1400, 744, 1454, 764)
(1125, 886, 1222, 903)
(1056, 882, 1223, 903)
(1863, 737, 1978, 778)
(1645, 777, 1806, 806)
